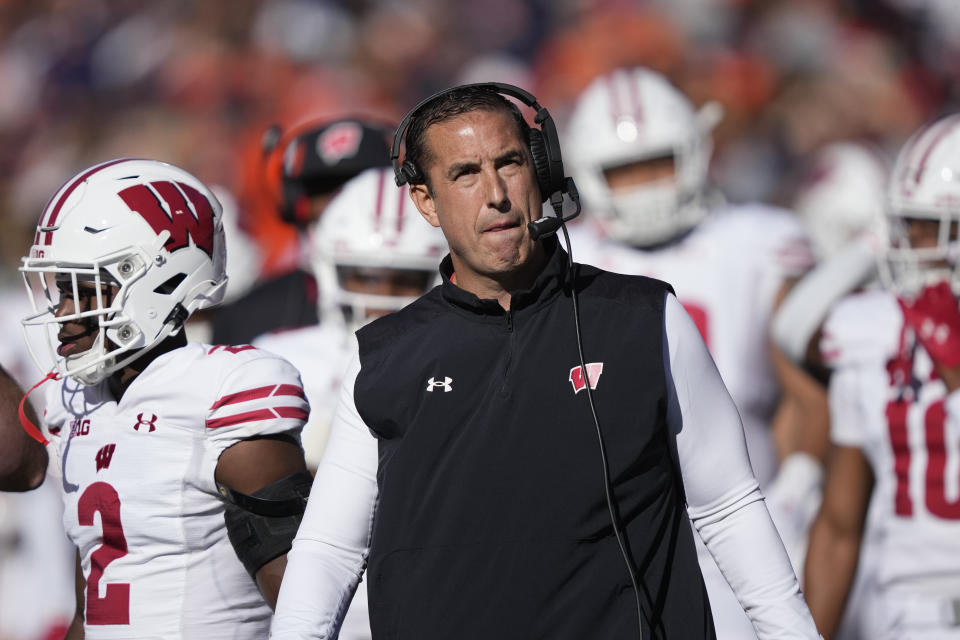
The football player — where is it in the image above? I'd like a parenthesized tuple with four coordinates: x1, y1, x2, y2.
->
(255, 166, 446, 467)
(211, 118, 394, 345)
(252, 166, 446, 640)
(564, 67, 818, 639)
(18, 159, 311, 638)
(774, 141, 892, 640)
(805, 114, 960, 639)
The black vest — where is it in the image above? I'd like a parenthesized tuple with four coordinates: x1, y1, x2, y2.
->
(355, 241, 714, 639)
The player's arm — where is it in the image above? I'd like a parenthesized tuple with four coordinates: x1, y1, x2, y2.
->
(803, 444, 873, 639)
(65, 550, 85, 640)
(205, 353, 313, 610)
(663, 293, 821, 639)
(765, 283, 831, 569)
(0, 363, 48, 491)
(216, 435, 309, 609)
(769, 278, 831, 466)
(271, 349, 380, 639)
(771, 240, 878, 369)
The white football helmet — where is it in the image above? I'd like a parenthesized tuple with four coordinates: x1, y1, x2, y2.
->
(20, 158, 227, 385)
(565, 67, 722, 247)
(880, 114, 960, 296)
(794, 142, 889, 260)
(311, 167, 446, 330)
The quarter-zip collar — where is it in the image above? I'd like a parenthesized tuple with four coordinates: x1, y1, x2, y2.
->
(438, 236, 569, 320)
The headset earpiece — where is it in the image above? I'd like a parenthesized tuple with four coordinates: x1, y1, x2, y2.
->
(532, 108, 565, 199)
(527, 128, 552, 203)
(399, 159, 423, 186)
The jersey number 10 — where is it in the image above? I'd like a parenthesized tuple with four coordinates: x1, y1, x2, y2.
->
(887, 398, 960, 519)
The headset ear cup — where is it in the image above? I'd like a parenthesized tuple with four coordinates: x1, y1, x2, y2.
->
(400, 160, 423, 186)
(527, 128, 552, 202)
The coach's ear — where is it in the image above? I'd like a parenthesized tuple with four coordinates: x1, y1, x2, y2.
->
(409, 183, 440, 228)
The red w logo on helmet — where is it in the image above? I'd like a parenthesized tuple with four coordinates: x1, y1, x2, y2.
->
(118, 181, 215, 257)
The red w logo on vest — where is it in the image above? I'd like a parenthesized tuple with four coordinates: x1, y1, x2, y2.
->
(117, 181, 215, 257)
(569, 362, 604, 394)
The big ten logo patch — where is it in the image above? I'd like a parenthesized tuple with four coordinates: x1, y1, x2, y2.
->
(70, 419, 91, 438)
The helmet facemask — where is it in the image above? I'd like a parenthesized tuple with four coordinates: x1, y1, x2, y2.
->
(599, 150, 709, 248)
(22, 249, 150, 386)
(327, 264, 436, 332)
(878, 210, 960, 299)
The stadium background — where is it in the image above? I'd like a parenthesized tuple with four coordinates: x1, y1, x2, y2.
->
(0, 0, 958, 637)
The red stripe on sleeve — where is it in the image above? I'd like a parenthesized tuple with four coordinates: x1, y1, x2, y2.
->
(210, 385, 274, 409)
(210, 384, 306, 410)
(274, 406, 309, 421)
(274, 384, 306, 399)
(205, 408, 277, 429)
(206, 405, 308, 429)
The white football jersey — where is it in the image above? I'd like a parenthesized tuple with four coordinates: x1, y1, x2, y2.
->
(823, 289, 960, 595)
(43, 343, 308, 639)
(254, 322, 355, 469)
(572, 203, 813, 486)
(253, 322, 371, 640)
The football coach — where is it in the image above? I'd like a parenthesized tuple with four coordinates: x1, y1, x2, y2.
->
(270, 83, 822, 640)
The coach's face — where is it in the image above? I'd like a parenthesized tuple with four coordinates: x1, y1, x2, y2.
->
(410, 108, 543, 289)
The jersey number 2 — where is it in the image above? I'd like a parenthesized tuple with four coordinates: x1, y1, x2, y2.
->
(887, 398, 960, 519)
(78, 482, 130, 624)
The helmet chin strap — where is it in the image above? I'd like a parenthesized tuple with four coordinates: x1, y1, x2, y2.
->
(19, 371, 60, 445)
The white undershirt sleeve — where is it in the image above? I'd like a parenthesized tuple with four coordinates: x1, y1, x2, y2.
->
(663, 293, 821, 639)
(270, 346, 380, 639)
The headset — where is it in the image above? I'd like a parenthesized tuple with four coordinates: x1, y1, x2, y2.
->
(392, 83, 647, 639)
(391, 82, 581, 240)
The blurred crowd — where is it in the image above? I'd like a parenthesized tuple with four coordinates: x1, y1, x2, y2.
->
(0, 0, 956, 283)
(1, 1, 960, 638)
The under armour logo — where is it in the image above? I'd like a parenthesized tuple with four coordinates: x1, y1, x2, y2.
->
(426, 376, 453, 392)
(133, 413, 158, 432)
(95, 444, 116, 472)
(569, 363, 604, 394)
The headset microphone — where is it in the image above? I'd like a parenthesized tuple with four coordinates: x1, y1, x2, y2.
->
(528, 177, 581, 241)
